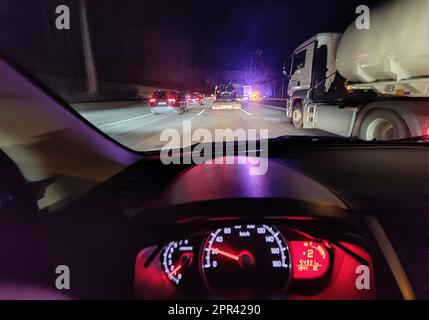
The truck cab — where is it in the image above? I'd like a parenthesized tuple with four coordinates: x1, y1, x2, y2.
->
(286, 33, 341, 102)
(284, 33, 358, 136)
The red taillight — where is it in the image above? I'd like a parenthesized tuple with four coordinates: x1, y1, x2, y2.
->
(150, 98, 156, 103)
(168, 98, 176, 103)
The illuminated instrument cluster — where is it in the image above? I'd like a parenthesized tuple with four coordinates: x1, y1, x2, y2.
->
(134, 224, 375, 300)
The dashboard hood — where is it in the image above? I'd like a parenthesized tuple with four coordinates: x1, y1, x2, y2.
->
(156, 156, 348, 209)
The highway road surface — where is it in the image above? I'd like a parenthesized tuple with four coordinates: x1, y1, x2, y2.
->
(72, 100, 334, 151)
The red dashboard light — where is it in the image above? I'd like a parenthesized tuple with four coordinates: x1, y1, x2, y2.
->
(290, 241, 330, 280)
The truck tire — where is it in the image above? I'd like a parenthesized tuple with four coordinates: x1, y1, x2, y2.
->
(291, 101, 303, 128)
(358, 109, 409, 141)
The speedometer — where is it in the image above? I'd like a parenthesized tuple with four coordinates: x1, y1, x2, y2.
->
(201, 224, 290, 298)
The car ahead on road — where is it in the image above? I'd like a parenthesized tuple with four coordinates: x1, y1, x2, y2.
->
(184, 92, 192, 104)
(149, 90, 187, 114)
(212, 84, 241, 110)
(192, 92, 204, 105)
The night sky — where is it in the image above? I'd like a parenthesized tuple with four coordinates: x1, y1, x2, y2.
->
(0, 0, 382, 93)
(88, 0, 381, 74)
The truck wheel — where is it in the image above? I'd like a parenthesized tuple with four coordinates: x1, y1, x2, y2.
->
(292, 101, 303, 128)
(359, 109, 409, 141)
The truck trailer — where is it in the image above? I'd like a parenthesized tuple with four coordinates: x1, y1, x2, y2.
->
(283, 0, 429, 140)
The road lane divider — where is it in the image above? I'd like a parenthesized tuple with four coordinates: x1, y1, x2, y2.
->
(194, 109, 206, 118)
(240, 108, 253, 116)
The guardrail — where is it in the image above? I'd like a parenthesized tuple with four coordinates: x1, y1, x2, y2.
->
(247, 98, 288, 109)
(38, 75, 178, 103)
(261, 98, 288, 102)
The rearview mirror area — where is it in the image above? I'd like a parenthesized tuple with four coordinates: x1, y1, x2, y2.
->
(283, 57, 292, 76)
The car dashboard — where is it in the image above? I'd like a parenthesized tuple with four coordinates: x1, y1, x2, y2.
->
(2, 144, 425, 300)
(134, 220, 375, 300)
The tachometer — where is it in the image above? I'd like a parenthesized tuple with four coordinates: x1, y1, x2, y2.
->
(201, 224, 290, 298)
(162, 240, 194, 285)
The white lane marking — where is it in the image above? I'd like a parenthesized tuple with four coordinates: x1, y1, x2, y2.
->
(240, 108, 253, 116)
(98, 113, 153, 128)
(195, 109, 206, 117)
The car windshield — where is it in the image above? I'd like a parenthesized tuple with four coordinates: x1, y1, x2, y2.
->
(0, 0, 427, 152)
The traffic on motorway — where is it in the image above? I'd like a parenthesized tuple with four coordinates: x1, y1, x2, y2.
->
(0, 0, 427, 308)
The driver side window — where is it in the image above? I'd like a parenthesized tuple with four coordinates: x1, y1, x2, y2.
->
(291, 50, 306, 75)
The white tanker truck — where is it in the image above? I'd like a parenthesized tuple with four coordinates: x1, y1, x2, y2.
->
(283, 0, 429, 140)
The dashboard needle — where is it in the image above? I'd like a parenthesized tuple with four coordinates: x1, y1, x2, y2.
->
(168, 264, 182, 279)
(210, 247, 240, 261)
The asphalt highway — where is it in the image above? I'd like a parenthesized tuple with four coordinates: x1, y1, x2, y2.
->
(73, 100, 334, 151)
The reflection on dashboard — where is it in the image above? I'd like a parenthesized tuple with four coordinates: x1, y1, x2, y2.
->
(134, 223, 375, 300)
